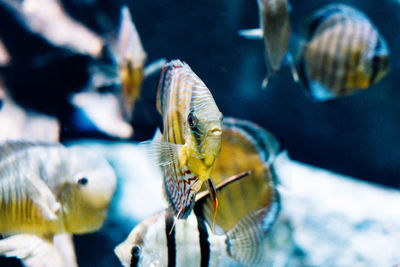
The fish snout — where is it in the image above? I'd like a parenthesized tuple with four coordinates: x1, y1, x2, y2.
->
(209, 127, 222, 136)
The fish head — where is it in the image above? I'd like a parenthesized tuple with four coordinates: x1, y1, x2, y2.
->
(368, 35, 390, 86)
(115, 212, 164, 267)
(60, 147, 117, 234)
(185, 109, 223, 170)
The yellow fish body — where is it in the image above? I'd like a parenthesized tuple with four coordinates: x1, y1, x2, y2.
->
(150, 60, 222, 219)
(115, 117, 281, 267)
(201, 117, 280, 233)
(299, 4, 390, 101)
(117, 6, 147, 121)
(0, 141, 116, 237)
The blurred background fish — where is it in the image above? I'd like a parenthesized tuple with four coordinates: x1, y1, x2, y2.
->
(71, 5, 165, 138)
(146, 59, 223, 220)
(0, 141, 116, 263)
(239, 0, 297, 88)
(0, 0, 104, 57)
(295, 4, 390, 101)
(115, 116, 282, 267)
(200, 117, 280, 235)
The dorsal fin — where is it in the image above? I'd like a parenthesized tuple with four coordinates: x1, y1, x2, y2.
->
(307, 4, 368, 39)
(0, 141, 59, 163)
(156, 60, 187, 115)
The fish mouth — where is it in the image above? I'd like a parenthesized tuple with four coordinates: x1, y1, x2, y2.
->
(209, 127, 222, 136)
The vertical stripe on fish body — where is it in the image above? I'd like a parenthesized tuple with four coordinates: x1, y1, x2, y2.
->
(115, 175, 277, 267)
(0, 141, 116, 236)
(258, 0, 291, 73)
(154, 60, 222, 218)
(118, 6, 147, 120)
(115, 210, 228, 267)
(300, 4, 389, 101)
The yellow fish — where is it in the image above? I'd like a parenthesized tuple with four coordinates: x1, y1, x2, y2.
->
(82, 5, 166, 126)
(0, 141, 116, 237)
(201, 117, 280, 233)
(239, 0, 297, 88)
(298, 4, 390, 101)
(147, 59, 223, 220)
(115, 117, 280, 267)
(116, 5, 166, 121)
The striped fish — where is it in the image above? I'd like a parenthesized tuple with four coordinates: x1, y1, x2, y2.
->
(116, 117, 281, 267)
(0, 141, 116, 237)
(239, 0, 297, 88)
(72, 5, 166, 133)
(117, 6, 167, 121)
(148, 60, 222, 220)
(298, 4, 390, 101)
(202, 117, 280, 234)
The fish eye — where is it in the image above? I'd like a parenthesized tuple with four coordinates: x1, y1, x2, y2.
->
(187, 112, 198, 128)
(77, 177, 88, 186)
(131, 245, 140, 266)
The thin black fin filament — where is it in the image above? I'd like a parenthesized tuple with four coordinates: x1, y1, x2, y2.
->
(207, 178, 218, 234)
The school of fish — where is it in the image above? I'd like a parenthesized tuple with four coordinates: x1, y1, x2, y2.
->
(0, 0, 394, 267)
(115, 117, 280, 267)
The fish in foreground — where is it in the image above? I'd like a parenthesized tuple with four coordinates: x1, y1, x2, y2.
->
(117, 117, 280, 267)
(296, 4, 390, 101)
(0, 141, 116, 261)
(146, 59, 223, 221)
(239, 0, 298, 88)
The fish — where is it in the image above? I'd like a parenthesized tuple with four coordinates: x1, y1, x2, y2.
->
(146, 59, 223, 220)
(239, 0, 298, 88)
(0, 0, 104, 57)
(90, 5, 166, 122)
(115, 117, 281, 267)
(202, 117, 280, 233)
(297, 4, 390, 101)
(72, 5, 166, 136)
(0, 141, 116, 238)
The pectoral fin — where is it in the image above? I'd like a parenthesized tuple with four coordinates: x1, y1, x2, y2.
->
(238, 28, 263, 39)
(25, 177, 60, 221)
(141, 129, 184, 166)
